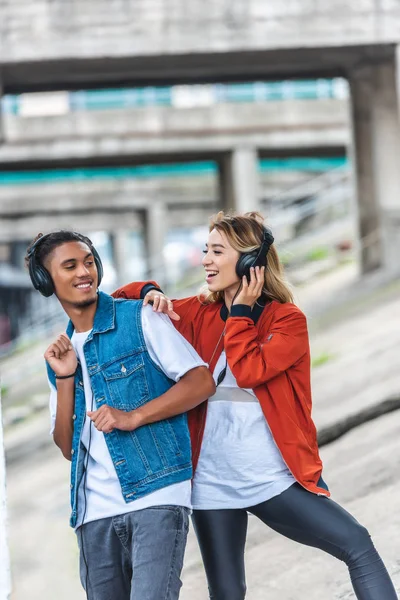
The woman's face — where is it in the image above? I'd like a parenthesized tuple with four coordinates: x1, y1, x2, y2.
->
(202, 228, 241, 293)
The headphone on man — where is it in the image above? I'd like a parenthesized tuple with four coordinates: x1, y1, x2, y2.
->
(27, 232, 103, 297)
(235, 226, 274, 281)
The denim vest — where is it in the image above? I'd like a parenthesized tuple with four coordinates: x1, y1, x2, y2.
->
(47, 292, 192, 528)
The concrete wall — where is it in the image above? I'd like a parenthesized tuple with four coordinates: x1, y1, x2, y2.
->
(0, 175, 219, 241)
(0, 398, 11, 600)
(0, 2, 398, 93)
(0, 98, 348, 166)
(0, 175, 217, 215)
(1, 1, 400, 64)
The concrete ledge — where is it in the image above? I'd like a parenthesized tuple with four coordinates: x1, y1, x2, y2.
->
(318, 395, 400, 446)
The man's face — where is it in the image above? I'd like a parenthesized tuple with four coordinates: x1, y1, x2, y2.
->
(45, 241, 99, 308)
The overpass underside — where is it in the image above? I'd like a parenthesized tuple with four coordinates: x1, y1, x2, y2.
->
(0, 44, 393, 94)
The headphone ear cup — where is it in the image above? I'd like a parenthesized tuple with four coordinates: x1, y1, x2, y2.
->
(236, 251, 257, 280)
(29, 259, 54, 297)
(93, 249, 103, 288)
(235, 226, 274, 282)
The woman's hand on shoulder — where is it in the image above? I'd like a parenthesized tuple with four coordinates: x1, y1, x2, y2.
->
(143, 290, 180, 321)
(233, 266, 265, 307)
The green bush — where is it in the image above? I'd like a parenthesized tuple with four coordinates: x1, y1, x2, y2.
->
(312, 352, 335, 368)
(305, 246, 330, 262)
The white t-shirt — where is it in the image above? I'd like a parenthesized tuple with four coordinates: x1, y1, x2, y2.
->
(192, 351, 295, 510)
(49, 304, 207, 528)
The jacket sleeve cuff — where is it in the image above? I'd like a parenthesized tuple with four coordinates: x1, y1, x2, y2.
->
(229, 304, 253, 320)
(140, 284, 163, 299)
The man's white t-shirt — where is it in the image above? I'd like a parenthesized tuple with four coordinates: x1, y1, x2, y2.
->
(49, 304, 207, 529)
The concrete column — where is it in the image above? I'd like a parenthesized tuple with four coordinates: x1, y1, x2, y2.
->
(0, 78, 3, 145)
(144, 201, 167, 287)
(0, 397, 11, 600)
(111, 230, 132, 288)
(349, 51, 400, 275)
(219, 147, 260, 214)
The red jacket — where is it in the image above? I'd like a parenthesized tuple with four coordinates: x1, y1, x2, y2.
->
(113, 282, 329, 497)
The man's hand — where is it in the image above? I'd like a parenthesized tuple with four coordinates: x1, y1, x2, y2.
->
(233, 266, 265, 307)
(44, 334, 78, 377)
(87, 404, 142, 433)
(143, 290, 180, 321)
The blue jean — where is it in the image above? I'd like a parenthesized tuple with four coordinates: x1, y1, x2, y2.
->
(76, 506, 189, 600)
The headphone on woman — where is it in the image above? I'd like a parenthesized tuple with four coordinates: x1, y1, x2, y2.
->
(235, 226, 274, 281)
(27, 233, 104, 297)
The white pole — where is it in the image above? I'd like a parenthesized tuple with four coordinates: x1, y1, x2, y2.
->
(0, 393, 11, 600)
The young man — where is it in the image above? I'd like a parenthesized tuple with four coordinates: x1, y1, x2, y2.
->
(26, 231, 215, 600)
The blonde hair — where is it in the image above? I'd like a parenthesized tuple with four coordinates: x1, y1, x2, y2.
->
(200, 211, 294, 305)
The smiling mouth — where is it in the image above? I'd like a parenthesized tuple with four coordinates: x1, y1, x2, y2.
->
(75, 282, 93, 290)
(206, 271, 218, 280)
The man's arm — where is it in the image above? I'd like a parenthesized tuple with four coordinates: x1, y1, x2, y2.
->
(45, 334, 78, 460)
(88, 306, 215, 433)
(87, 365, 215, 433)
(53, 379, 75, 460)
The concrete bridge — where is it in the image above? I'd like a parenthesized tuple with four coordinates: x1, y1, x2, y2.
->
(0, 95, 348, 237)
(0, 97, 348, 167)
(0, 94, 349, 282)
(1, 1, 400, 274)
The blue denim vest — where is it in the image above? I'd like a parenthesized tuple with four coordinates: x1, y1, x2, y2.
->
(47, 292, 192, 528)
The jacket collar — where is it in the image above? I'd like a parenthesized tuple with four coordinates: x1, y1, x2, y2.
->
(219, 295, 267, 324)
(66, 291, 116, 338)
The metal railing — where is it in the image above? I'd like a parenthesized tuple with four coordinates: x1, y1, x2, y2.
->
(1, 78, 349, 115)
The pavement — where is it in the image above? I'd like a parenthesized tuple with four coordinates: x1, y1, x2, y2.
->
(2, 262, 400, 599)
(180, 412, 400, 599)
(5, 412, 399, 600)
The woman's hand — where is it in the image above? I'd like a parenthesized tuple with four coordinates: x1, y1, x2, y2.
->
(143, 290, 180, 321)
(44, 334, 78, 377)
(233, 266, 265, 307)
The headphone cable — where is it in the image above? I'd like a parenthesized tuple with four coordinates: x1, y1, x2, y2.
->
(79, 392, 94, 599)
(216, 284, 242, 386)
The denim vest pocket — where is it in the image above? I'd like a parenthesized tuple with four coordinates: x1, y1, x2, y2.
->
(159, 419, 182, 457)
(102, 354, 150, 410)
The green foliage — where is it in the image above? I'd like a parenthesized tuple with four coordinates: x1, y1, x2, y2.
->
(311, 352, 336, 368)
(305, 246, 330, 262)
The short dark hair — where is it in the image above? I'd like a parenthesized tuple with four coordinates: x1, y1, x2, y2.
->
(25, 230, 95, 269)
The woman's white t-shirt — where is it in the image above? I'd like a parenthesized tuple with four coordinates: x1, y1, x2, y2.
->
(192, 351, 295, 510)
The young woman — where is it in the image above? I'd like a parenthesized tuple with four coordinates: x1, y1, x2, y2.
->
(114, 211, 397, 600)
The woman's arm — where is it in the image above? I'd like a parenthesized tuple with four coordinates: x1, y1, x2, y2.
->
(112, 282, 202, 343)
(224, 305, 309, 389)
(113, 281, 161, 300)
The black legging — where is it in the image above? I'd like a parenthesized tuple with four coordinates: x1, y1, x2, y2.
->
(192, 483, 397, 600)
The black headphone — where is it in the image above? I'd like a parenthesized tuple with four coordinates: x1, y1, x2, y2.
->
(27, 232, 104, 297)
(236, 226, 274, 281)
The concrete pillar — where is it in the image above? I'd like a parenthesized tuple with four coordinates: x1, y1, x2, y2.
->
(0, 397, 11, 600)
(219, 147, 260, 214)
(144, 201, 167, 287)
(349, 51, 400, 275)
(0, 78, 3, 145)
(112, 230, 132, 288)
